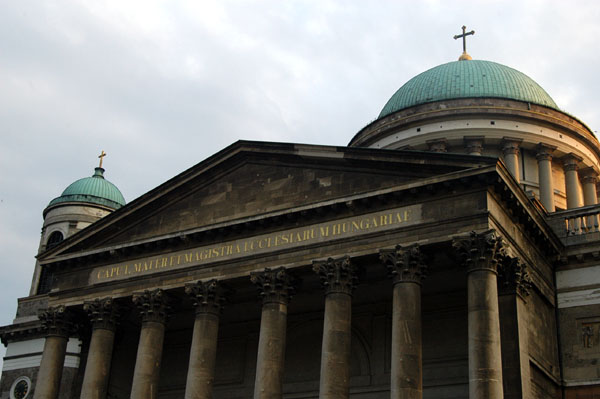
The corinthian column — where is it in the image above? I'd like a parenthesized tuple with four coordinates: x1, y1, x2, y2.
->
(380, 244, 427, 399)
(313, 256, 358, 399)
(250, 268, 295, 399)
(184, 280, 226, 399)
(536, 144, 556, 212)
(80, 298, 120, 399)
(130, 289, 171, 399)
(33, 306, 74, 399)
(453, 230, 505, 399)
(498, 257, 532, 399)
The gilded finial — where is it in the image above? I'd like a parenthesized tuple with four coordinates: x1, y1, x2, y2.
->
(453, 25, 475, 61)
(98, 150, 107, 169)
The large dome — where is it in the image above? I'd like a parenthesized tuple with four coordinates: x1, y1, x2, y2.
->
(48, 167, 125, 210)
(379, 60, 559, 119)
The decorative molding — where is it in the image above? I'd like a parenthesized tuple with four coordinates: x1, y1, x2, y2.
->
(185, 279, 227, 315)
(379, 244, 427, 284)
(498, 256, 532, 298)
(132, 289, 171, 324)
(452, 230, 505, 273)
(313, 256, 357, 295)
(250, 267, 295, 305)
(37, 305, 75, 338)
(83, 297, 120, 331)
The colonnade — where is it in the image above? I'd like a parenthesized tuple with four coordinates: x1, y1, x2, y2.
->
(33, 230, 533, 399)
(499, 140, 598, 212)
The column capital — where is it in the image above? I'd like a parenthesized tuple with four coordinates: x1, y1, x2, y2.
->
(536, 143, 557, 161)
(132, 289, 171, 324)
(562, 153, 583, 172)
(452, 230, 505, 273)
(498, 256, 532, 298)
(251, 267, 295, 305)
(464, 136, 484, 155)
(379, 244, 427, 285)
(313, 256, 357, 295)
(426, 138, 448, 153)
(580, 167, 599, 185)
(38, 305, 75, 338)
(185, 279, 226, 315)
(501, 137, 522, 155)
(83, 297, 120, 331)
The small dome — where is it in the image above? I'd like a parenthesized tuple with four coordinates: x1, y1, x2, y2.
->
(379, 60, 559, 119)
(48, 167, 125, 210)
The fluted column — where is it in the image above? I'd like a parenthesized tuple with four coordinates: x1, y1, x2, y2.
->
(502, 138, 522, 182)
(465, 136, 484, 156)
(80, 298, 120, 399)
(453, 230, 505, 399)
(563, 154, 583, 209)
(380, 244, 427, 399)
(313, 256, 358, 399)
(33, 306, 74, 399)
(130, 289, 171, 399)
(498, 257, 532, 399)
(251, 268, 295, 399)
(536, 144, 556, 212)
(184, 280, 226, 399)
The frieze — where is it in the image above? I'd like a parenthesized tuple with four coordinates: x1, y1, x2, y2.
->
(89, 205, 421, 284)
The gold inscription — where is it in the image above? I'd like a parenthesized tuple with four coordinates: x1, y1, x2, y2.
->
(92, 207, 417, 283)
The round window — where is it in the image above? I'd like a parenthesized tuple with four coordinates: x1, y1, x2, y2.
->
(10, 376, 31, 399)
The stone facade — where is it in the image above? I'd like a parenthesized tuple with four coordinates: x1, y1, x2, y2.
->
(3, 139, 597, 398)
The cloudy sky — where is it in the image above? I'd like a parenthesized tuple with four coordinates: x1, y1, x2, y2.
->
(1, 0, 600, 368)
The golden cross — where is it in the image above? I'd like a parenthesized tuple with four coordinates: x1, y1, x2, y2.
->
(98, 150, 107, 168)
(453, 25, 475, 54)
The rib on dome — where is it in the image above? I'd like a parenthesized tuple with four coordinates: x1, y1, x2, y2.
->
(379, 60, 559, 118)
(47, 167, 125, 210)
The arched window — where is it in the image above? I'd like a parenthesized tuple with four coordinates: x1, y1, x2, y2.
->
(46, 231, 64, 250)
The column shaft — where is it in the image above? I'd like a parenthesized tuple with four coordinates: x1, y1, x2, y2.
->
(391, 283, 422, 399)
(130, 289, 170, 399)
(468, 270, 504, 399)
(563, 155, 583, 209)
(130, 321, 166, 399)
(185, 313, 219, 399)
(536, 145, 556, 212)
(184, 280, 224, 399)
(33, 336, 68, 399)
(499, 295, 531, 399)
(313, 256, 356, 399)
(380, 244, 426, 399)
(581, 172, 598, 206)
(254, 301, 288, 399)
(319, 292, 352, 399)
(80, 328, 115, 399)
(502, 139, 522, 183)
(251, 268, 294, 399)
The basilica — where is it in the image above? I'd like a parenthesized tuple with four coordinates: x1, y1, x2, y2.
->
(1, 39, 599, 399)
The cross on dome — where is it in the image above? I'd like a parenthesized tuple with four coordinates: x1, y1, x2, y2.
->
(453, 25, 475, 61)
(98, 150, 107, 169)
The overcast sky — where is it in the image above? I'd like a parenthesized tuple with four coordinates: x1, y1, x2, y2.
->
(1, 0, 600, 369)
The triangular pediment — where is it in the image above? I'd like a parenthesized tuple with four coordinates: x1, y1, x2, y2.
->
(39, 141, 496, 260)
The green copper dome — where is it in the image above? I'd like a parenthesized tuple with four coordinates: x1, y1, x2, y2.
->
(48, 167, 125, 210)
(379, 60, 559, 118)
